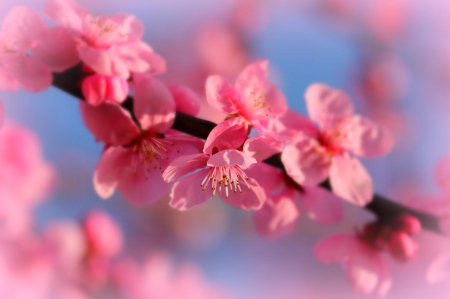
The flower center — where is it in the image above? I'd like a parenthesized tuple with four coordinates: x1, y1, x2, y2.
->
(82, 16, 127, 49)
(200, 165, 250, 198)
(131, 136, 173, 179)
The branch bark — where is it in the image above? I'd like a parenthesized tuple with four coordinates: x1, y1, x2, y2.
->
(51, 64, 444, 235)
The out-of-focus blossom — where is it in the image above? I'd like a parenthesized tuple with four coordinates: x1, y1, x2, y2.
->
(44, 0, 165, 79)
(0, 123, 55, 239)
(163, 117, 282, 211)
(205, 60, 287, 130)
(81, 76, 203, 204)
(249, 162, 343, 239)
(113, 252, 231, 299)
(314, 215, 420, 296)
(0, 7, 52, 92)
(427, 253, 450, 284)
(280, 84, 393, 206)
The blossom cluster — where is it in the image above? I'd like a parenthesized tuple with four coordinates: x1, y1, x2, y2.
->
(1, 0, 450, 297)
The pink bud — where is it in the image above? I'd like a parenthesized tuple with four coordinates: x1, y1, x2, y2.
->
(82, 74, 128, 106)
(392, 214, 421, 233)
(387, 232, 418, 262)
(83, 210, 123, 258)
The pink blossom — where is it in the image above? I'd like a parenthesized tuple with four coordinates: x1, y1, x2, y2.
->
(44, 0, 165, 78)
(427, 253, 450, 284)
(0, 7, 52, 92)
(81, 76, 203, 204)
(314, 234, 392, 296)
(280, 84, 393, 206)
(163, 117, 282, 211)
(0, 123, 55, 239)
(248, 162, 343, 239)
(81, 74, 128, 106)
(314, 215, 420, 296)
(205, 60, 287, 130)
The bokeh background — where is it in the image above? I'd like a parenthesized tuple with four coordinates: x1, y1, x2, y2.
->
(1, 0, 450, 298)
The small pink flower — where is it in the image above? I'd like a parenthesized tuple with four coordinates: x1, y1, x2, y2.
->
(81, 77, 203, 204)
(44, 0, 165, 78)
(0, 7, 52, 92)
(205, 60, 287, 130)
(314, 215, 420, 296)
(314, 233, 392, 296)
(281, 84, 393, 206)
(248, 162, 343, 239)
(163, 118, 282, 210)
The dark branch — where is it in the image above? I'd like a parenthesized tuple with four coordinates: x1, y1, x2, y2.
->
(51, 65, 444, 236)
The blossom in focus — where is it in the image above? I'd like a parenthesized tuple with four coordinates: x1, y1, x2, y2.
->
(81, 76, 203, 204)
(163, 117, 282, 211)
(248, 162, 343, 239)
(280, 84, 393, 206)
(44, 0, 166, 79)
(314, 214, 421, 296)
(205, 60, 287, 130)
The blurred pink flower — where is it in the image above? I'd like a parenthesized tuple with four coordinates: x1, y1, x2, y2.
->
(81, 76, 203, 204)
(0, 7, 53, 92)
(205, 60, 287, 130)
(280, 84, 393, 206)
(44, 0, 165, 78)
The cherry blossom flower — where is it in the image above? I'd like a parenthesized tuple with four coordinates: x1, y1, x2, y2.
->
(44, 0, 165, 79)
(314, 215, 420, 296)
(163, 117, 282, 211)
(280, 84, 393, 206)
(0, 7, 52, 92)
(0, 123, 55, 239)
(205, 60, 287, 130)
(248, 162, 343, 239)
(81, 76, 203, 204)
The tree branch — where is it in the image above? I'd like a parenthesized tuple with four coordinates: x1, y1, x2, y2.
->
(51, 64, 444, 235)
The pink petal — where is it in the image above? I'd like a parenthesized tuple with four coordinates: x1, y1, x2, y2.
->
(80, 102, 139, 146)
(207, 150, 256, 169)
(163, 154, 209, 183)
(245, 163, 284, 193)
(235, 60, 268, 93)
(169, 85, 201, 116)
(301, 185, 344, 225)
(314, 234, 360, 263)
(78, 46, 129, 78)
(305, 83, 354, 127)
(253, 188, 300, 238)
(221, 177, 266, 210)
(133, 41, 166, 75)
(329, 154, 373, 206)
(345, 248, 384, 295)
(340, 116, 394, 157)
(243, 134, 283, 162)
(266, 109, 318, 139)
(427, 254, 450, 284)
(112, 42, 151, 74)
(169, 169, 212, 210)
(134, 77, 175, 133)
(33, 27, 79, 72)
(93, 146, 131, 199)
(82, 74, 128, 106)
(44, 0, 89, 32)
(434, 155, 450, 194)
(108, 14, 144, 42)
(164, 135, 205, 161)
(281, 136, 331, 186)
(203, 117, 248, 154)
(205, 75, 239, 114)
(0, 68, 19, 91)
(2, 7, 47, 48)
(3, 54, 52, 92)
